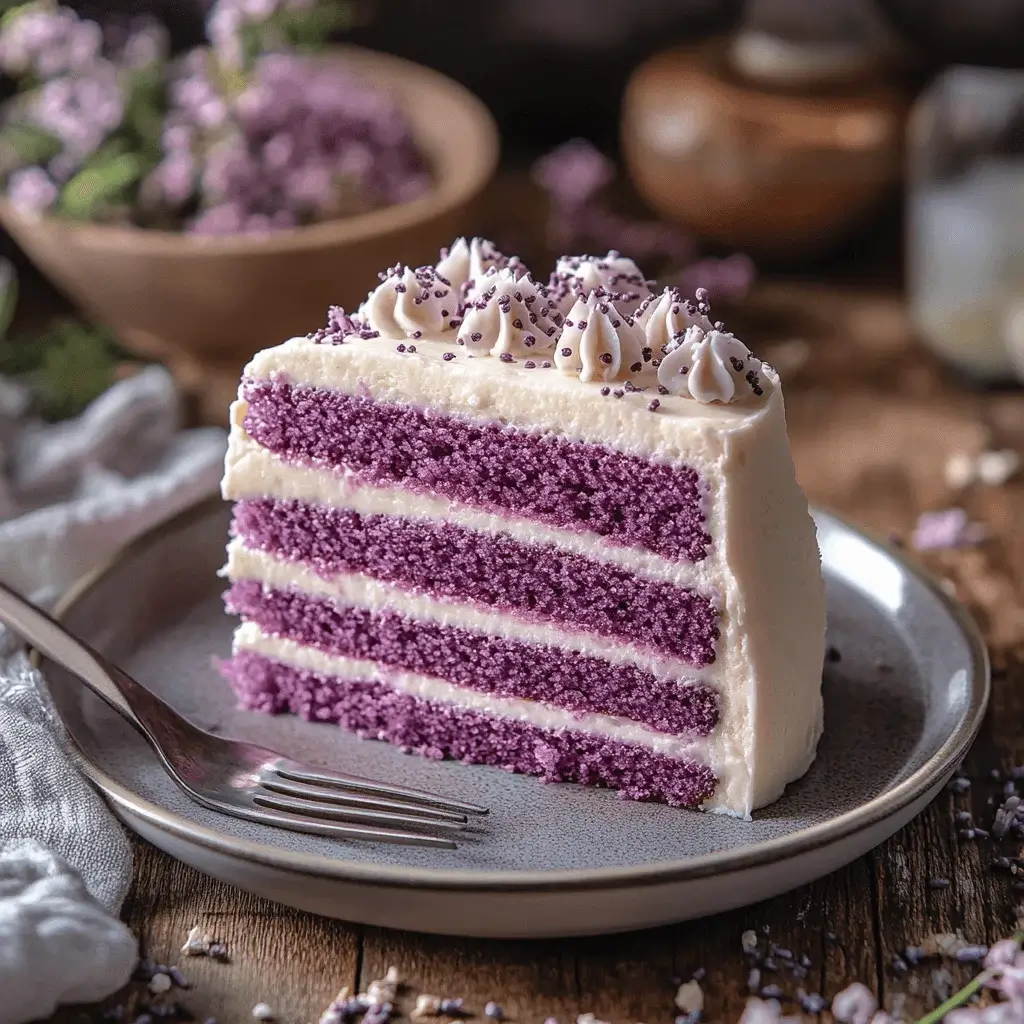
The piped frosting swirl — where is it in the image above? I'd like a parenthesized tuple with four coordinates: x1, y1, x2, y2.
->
(658, 326, 765, 404)
(554, 292, 645, 383)
(345, 238, 770, 405)
(361, 264, 459, 340)
(554, 251, 653, 312)
(637, 287, 714, 356)
(436, 237, 522, 303)
(456, 269, 559, 358)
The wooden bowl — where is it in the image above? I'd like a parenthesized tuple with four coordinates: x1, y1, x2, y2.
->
(621, 42, 909, 258)
(0, 46, 499, 423)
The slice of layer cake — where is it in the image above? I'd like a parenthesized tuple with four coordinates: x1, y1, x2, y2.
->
(221, 241, 826, 816)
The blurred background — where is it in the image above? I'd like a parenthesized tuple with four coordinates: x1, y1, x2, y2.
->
(0, 0, 1020, 443)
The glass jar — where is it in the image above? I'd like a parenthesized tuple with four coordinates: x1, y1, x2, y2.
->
(907, 67, 1024, 382)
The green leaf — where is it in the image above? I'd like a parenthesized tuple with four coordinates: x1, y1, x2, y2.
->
(0, 120, 63, 166)
(0, 1, 45, 34)
(0, 257, 17, 341)
(123, 63, 169, 158)
(22, 318, 122, 421)
(59, 152, 141, 221)
(278, 3, 357, 52)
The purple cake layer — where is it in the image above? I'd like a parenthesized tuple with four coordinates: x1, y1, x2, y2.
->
(232, 499, 720, 665)
(242, 378, 711, 562)
(223, 651, 719, 808)
(226, 579, 720, 736)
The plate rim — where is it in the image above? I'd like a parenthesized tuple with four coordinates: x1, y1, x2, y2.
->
(49, 497, 990, 894)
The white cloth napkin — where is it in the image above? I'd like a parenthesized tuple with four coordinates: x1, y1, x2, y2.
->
(0, 366, 227, 1023)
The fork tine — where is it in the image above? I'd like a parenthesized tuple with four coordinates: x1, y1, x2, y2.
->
(260, 777, 469, 823)
(272, 761, 489, 816)
(234, 802, 457, 849)
(252, 793, 467, 834)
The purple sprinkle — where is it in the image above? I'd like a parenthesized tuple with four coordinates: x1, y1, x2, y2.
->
(168, 967, 189, 988)
(630, 362, 642, 373)
(762, 958, 778, 973)
(613, 390, 624, 399)
(471, 332, 482, 342)
(761, 985, 782, 999)
(484, 1004, 503, 1020)
(443, 353, 456, 361)
(691, 967, 706, 982)
(561, 348, 573, 357)
(407, 345, 417, 353)
(600, 387, 610, 396)
(799, 954, 812, 969)
(499, 353, 514, 363)
(891, 956, 908, 974)
(649, 400, 661, 412)
(955, 945, 989, 962)
(396, 344, 406, 353)
(929, 877, 951, 889)
(541, 361, 552, 368)
(904, 946, 926, 965)
(676, 1015, 700, 1024)
(747, 969, 761, 991)
(947, 777, 971, 793)
(525, 360, 536, 369)
(801, 994, 827, 1014)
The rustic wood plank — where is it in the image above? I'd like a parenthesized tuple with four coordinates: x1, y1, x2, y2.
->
(360, 928, 579, 1024)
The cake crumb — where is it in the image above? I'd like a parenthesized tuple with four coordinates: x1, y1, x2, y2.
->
(181, 925, 210, 956)
(413, 995, 442, 1019)
(674, 980, 703, 1015)
(149, 973, 172, 995)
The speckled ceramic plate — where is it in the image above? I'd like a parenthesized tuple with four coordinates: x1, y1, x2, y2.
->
(40, 498, 988, 938)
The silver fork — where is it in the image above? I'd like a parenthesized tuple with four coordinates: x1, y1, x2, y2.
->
(0, 581, 487, 849)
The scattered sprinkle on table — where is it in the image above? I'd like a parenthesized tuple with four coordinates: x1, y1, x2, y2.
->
(912, 508, 986, 551)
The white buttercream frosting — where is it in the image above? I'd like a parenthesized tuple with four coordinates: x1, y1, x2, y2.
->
(360, 264, 458, 341)
(637, 287, 715, 356)
(658, 326, 766, 404)
(554, 292, 645, 383)
(435, 237, 522, 303)
(456, 269, 559, 358)
(553, 251, 653, 312)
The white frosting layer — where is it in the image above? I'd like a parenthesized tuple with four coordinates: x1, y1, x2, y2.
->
(224, 539, 715, 684)
(226, 326, 826, 816)
(241, 334, 766, 462)
(554, 292, 645, 383)
(233, 624, 710, 772)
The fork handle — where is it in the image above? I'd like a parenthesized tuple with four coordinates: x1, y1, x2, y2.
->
(0, 580, 143, 730)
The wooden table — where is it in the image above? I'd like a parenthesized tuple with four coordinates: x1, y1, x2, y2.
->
(52, 281, 1024, 1024)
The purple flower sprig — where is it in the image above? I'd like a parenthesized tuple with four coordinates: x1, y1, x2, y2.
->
(531, 138, 756, 302)
(0, 0, 429, 232)
(920, 931, 1024, 1023)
